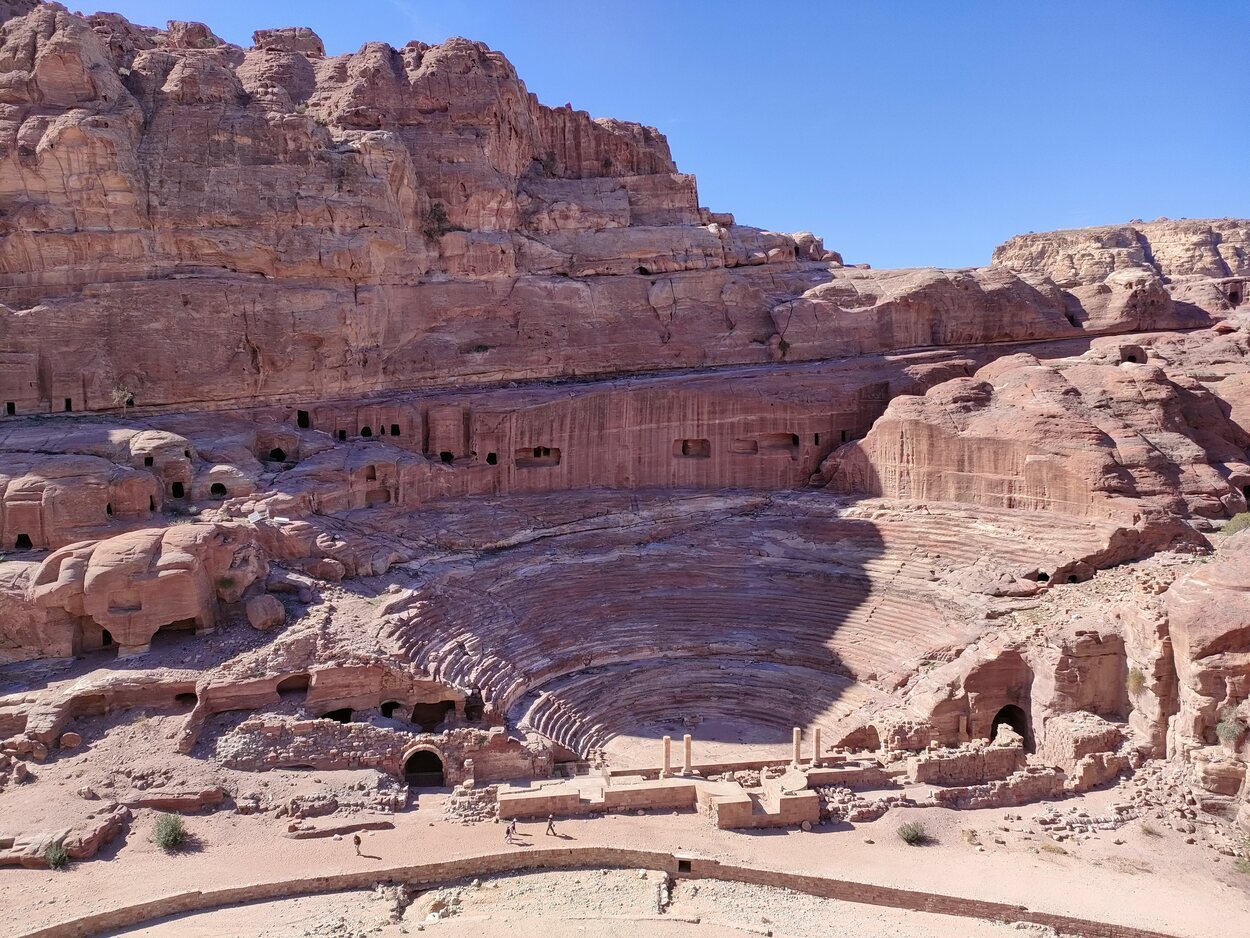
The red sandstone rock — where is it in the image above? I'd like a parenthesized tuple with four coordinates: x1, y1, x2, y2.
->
(0, 4, 1237, 415)
(246, 594, 286, 631)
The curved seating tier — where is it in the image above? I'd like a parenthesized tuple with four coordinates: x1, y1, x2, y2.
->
(512, 656, 883, 756)
(377, 494, 1125, 758)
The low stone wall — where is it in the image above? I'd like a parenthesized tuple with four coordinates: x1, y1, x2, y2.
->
(18, 846, 1182, 938)
(498, 778, 700, 819)
(907, 743, 1024, 786)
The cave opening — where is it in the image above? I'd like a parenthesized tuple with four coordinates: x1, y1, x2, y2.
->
(14, 533, 32, 550)
(403, 749, 445, 787)
(411, 700, 456, 731)
(990, 704, 1033, 751)
(277, 674, 309, 699)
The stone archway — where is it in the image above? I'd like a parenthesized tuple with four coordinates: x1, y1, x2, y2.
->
(990, 704, 1032, 751)
(402, 748, 446, 787)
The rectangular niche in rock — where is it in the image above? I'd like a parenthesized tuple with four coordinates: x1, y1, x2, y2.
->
(758, 432, 800, 457)
(672, 438, 711, 459)
(514, 445, 561, 469)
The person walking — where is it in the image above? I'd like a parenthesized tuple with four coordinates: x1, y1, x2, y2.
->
(545, 814, 556, 836)
(353, 833, 362, 856)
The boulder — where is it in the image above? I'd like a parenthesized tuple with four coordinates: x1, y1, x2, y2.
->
(246, 594, 286, 631)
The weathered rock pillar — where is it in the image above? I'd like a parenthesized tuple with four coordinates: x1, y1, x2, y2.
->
(792, 727, 802, 766)
(661, 735, 672, 777)
(682, 734, 692, 774)
(812, 727, 822, 767)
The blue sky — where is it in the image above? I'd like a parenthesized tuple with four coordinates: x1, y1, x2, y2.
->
(84, 1, 1248, 268)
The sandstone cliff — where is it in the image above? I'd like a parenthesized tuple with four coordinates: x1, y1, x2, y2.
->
(0, 4, 1241, 416)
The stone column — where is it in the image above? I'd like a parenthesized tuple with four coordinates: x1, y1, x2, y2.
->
(682, 734, 692, 774)
(661, 735, 672, 778)
(792, 727, 802, 766)
(812, 727, 822, 767)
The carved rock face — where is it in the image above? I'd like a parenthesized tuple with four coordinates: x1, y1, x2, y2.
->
(28, 523, 267, 653)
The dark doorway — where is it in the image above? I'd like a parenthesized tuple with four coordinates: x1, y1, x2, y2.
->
(321, 708, 353, 724)
(464, 690, 485, 723)
(269, 448, 287, 461)
(175, 692, 197, 709)
(390, 424, 401, 436)
(1242, 485, 1250, 503)
(380, 700, 402, 719)
(360, 426, 372, 438)
(411, 700, 455, 731)
(209, 482, 227, 498)
(486, 452, 497, 465)
(14, 533, 32, 550)
(5, 402, 14, 416)
(171, 482, 185, 498)
(297, 410, 311, 429)
(440, 451, 455, 463)
(101, 629, 115, 647)
(64, 398, 73, 412)
(990, 704, 1032, 750)
(338, 429, 347, 441)
(403, 749, 445, 787)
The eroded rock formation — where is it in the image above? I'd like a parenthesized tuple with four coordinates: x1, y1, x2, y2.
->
(0, 2, 1247, 871)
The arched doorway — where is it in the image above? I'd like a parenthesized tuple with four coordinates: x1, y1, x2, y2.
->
(990, 704, 1032, 751)
(403, 749, 445, 787)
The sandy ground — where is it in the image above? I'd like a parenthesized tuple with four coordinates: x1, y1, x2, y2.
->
(4, 771, 1249, 938)
(603, 717, 801, 768)
(127, 869, 1032, 937)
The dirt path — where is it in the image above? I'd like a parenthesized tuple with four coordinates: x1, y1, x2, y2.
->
(4, 779, 1248, 938)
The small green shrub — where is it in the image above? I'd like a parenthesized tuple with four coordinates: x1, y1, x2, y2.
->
(216, 576, 236, 590)
(1236, 857, 1250, 876)
(1140, 821, 1162, 837)
(1127, 667, 1145, 698)
(422, 202, 453, 242)
(44, 843, 70, 870)
(294, 102, 307, 114)
(539, 150, 558, 176)
(152, 813, 187, 851)
(1223, 512, 1250, 535)
(897, 821, 931, 846)
(777, 337, 791, 359)
(1216, 707, 1243, 744)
